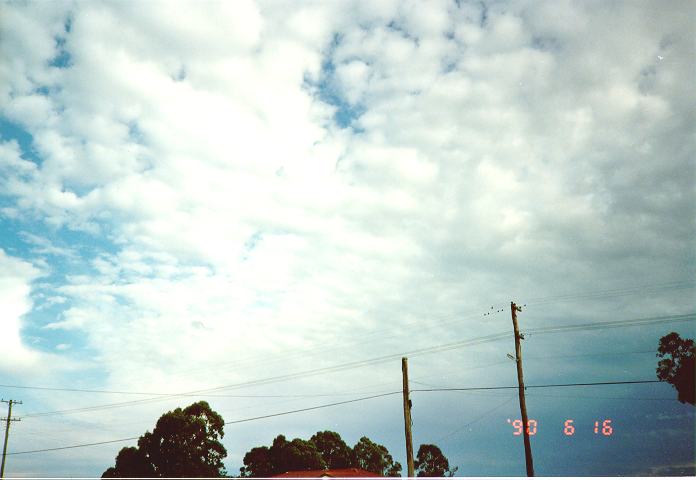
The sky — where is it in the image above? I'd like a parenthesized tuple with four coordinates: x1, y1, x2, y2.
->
(0, 0, 695, 477)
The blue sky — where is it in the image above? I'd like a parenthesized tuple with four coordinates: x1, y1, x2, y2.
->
(0, 0, 694, 477)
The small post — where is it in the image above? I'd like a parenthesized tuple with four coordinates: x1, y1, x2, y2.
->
(511, 302, 534, 477)
(402, 357, 415, 477)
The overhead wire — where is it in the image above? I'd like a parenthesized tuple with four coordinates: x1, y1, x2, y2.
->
(223, 391, 401, 425)
(0, 384, 393, 399)
(17, 311, 695, 419)
(7, 437, 140, 456)
(8, 378, 671, 456)
(19, 331, 512, 418)
(15, 280, 684, 407)
(10, 392, 402, 456)
(436, 395, 517, 442)
(10, 347, 655, 397)
(2, 280, 681, 408)
(522, 281, 694, 307)
(410, 380, 662, 393)
(524, 392, 675, 401)
(525, 312, 693, 335)
(128, 279, 692, 385)
(163, 307, 494, 383)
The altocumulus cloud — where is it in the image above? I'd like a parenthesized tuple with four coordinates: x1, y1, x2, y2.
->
(0, 0, 694, 476)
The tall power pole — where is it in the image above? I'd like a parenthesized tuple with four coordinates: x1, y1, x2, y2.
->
(402, 357, 415, 477)
(511, 302, 534, 477)
(1, 399, 21, 479)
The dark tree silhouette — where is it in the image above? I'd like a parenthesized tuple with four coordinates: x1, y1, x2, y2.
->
(239, 432, 400, 477)
(240, 446, 273, 478)
(102, 447, 154, 478)
(240, 435, 324, 476)
(102, 401, 227, 477)
(310, 431, 353, 469)
(270, 435, 326, 473)
(657, 332, 695, 405)
(414, 444, 458, 477)
(352, 436, 401, 477)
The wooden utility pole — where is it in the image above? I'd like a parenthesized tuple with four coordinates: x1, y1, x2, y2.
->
(1, 399, 21, 479)
(511, 302, 534, 477)
(402, 357, 415, 477)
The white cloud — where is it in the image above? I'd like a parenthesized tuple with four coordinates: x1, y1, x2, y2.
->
(0, 140, 38, 174)
(19, 232, 77, 259)
(0, 250, 44, 372)
(1, 0, 691, 383)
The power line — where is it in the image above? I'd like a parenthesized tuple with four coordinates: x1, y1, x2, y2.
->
(411, 379, 673, 401)
(411, 380, 662, 393)
(224, 391, 400, 425)
(20, 332, 513, 418)
(7, 437, 139, 456)
(10, 392, 401, 456)
(5, 349, 654, 398)
(125, 280, 692, 386)
(9, 378, 669, 456)
(524, 392, 674, 401)
(526, 313, 693, 335)
(525, 349, 655, 360)
(0, 345, 661, 403)
(164, 308, 494, 384)
(18, 312, 694, 419)
(0, 384, 390, 399)
(436, 395, 516, 442)
(522, 281, 694, 307)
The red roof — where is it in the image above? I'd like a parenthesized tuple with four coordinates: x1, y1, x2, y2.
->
(272, 468, 382, 478)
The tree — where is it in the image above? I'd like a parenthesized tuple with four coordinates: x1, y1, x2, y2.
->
(414, 444, 458, 477)
(102, 401, 227, 477)
(102, 447, 154, 478)
(270, 435, 326, 473)
(656, 332, 695, 405)
(241, 435, 325, 477)
(240, 432, 399, 477)
(352, 436, 401, 477)
(239, 447, 273, 478)
(310, 431, 353, 469)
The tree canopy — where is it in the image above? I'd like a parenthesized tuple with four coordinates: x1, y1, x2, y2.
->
(239, 431, 403, 477)
(352, 436, 402, 477)
(656, 332, 695, 405)
(269, 435, 326, 473)
(415, 444, 458, 477)
(102, 401, 227, 477)
(310, 431, 353, 469)
(240, 434, 325, 477)
(101, 406, 455, 479)
(239, 446, 273, 478)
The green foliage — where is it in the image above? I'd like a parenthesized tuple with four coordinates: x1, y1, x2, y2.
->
(270, 435, 326, 473)
(657, 332, 695, 405)
(415, 444, 457, 477)
(240, 435, 325, 477)
(352, 436, 402, 477)
(102, 447, 154, 478)
(240, 446, 273, 478)
(101, 401, 227, 477)
(240, 431, 402, 477)
(310, 431, 353, 469)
